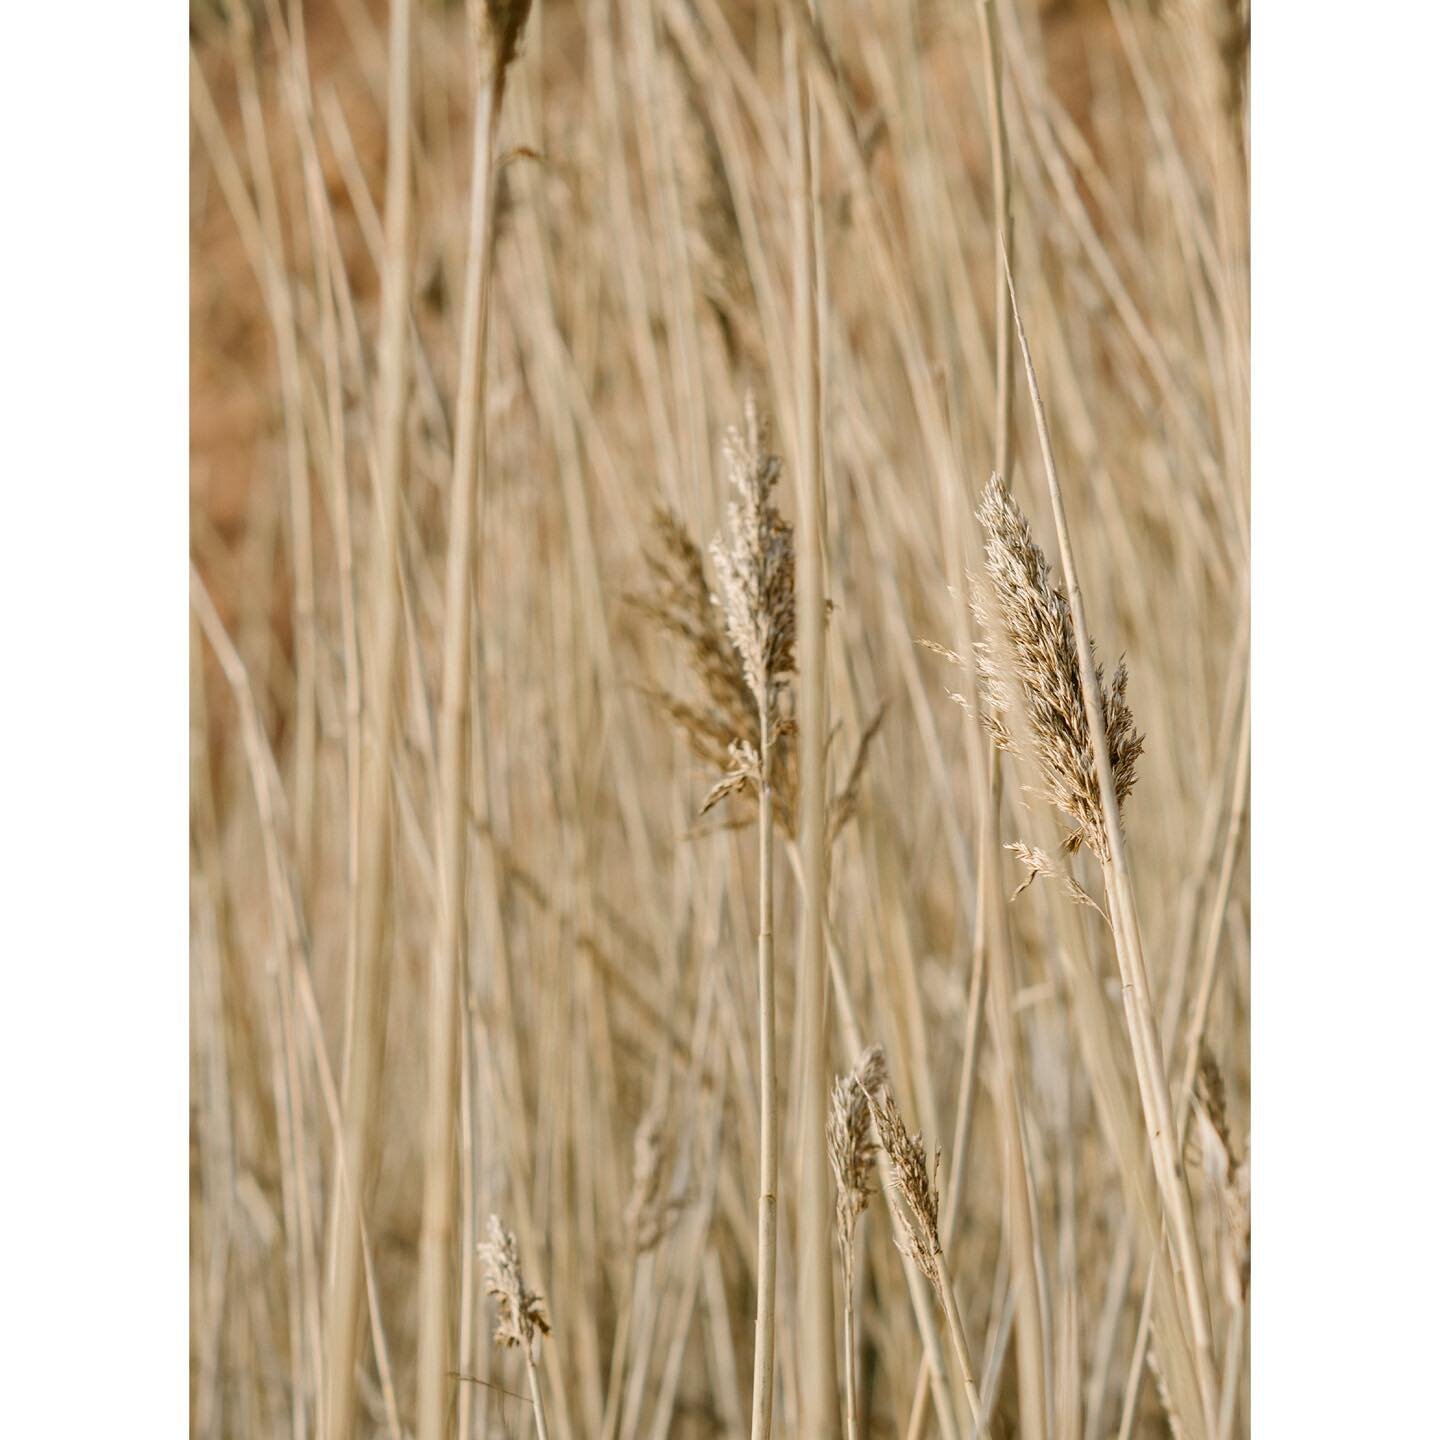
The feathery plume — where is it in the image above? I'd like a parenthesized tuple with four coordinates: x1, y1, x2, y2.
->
(477, 1215, 550, 1352)
(632, 403, 879, 844)
(973, 472, 1143, 859)
(1004, 841, 1109, 920)
(631, 399, 799, 831)
(828, 1045, 888, 1283)
(866, 1078, 989, 1434)
(865, 1082, 944, 1289)
(710, 395, 796, 729)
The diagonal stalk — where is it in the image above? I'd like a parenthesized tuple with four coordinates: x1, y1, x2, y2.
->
(1002, 245, 1219, 1435)
(934, 1252, 989, 1438)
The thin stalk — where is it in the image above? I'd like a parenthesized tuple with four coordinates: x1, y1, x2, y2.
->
(902, 850, 990, 1437)
(417, 48, 509, 1440)
(750, 707, 778, 1440)
(841, 1268, 859, 1440)
(321, 2, 413, 1436)
(599, 1250, 639, 1440)
(227, 7, 319, 881)
(943, 15, 1052, 1431)
(934, 1259, 988, 1439)
(1115, 1307, 1148, 1440)
(978, 771, 1049, 1440)
(1218, 1299, 1246, 1440)
(785, 5, 838, 1431)
(1002, 246, 1219, 1434)
(1120, 690, 1251, 1434)
(976, 0, 1014, 480)
(525, 1347, 553, 1440)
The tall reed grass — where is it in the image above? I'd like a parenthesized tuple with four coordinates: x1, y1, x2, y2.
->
(190, 0, 1249, 1434)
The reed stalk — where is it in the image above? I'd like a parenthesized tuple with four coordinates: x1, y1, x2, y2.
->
(320, 3, 413, 1436)
(1001, 246, 1220, 1433)
(417, 5, 530, 1439)
(784, 2, 838, 1429)
(706, 403, 796, 1440)
(970, 10, 1049, 1434)
(750, 701, 779, 1440)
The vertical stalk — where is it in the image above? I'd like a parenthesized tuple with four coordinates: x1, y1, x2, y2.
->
(320, 2, 412, 1437)
(971, 10, 1049, 1435)
(227, 6, 319, 881)
(977, 0, 1014, 480)
(417, 45, 508, 1440)
(977, 772, 1050, 1440)
(785, 5, 838, 1431)
(599, 1249, 638, 1440)
(750, 709, 778, 1440)
(841, 1270, 859, 1440)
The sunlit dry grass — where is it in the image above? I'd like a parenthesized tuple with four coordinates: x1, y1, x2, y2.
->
(189, 0, 1249, 1435)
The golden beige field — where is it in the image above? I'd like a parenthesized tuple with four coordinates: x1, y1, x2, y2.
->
(189, 1, 1249, 1436)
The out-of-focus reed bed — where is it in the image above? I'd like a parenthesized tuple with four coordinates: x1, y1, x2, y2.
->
(190, 0, 1248, 1434)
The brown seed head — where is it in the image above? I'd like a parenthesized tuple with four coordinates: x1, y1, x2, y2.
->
(827, 1045, 888, 1282)
(477, 1214, 550, 1352)
(865, 1082, 943, 1289)
(974, 473, 1143, 859)
(630, 402, 800, 831)
(710, 394, 796, 729)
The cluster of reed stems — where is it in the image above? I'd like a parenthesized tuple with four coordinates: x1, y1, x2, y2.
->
(190, 0, 1249, 1435)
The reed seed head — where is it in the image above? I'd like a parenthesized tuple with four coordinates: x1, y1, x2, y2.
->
(477, 1214, 550, 1352)
(974, 473, 1143, 859)
(631, 402, 800, 831)
(865, 1081, 944, 1290)
(828, 1045, 888, 1282)
(710, 394, 796, 729)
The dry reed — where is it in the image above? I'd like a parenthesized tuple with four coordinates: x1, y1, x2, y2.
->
(416, 3, 531, 1437)
(189, 3, 1250, 1436)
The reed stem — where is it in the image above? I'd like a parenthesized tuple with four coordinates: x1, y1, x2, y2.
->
(786, 4, 838, 1429)
(417, 50, 509, 1440)
(320, 3, 412, 1435)
(749, 709, 779, 1440)
(935, 1261, 989, 1439)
